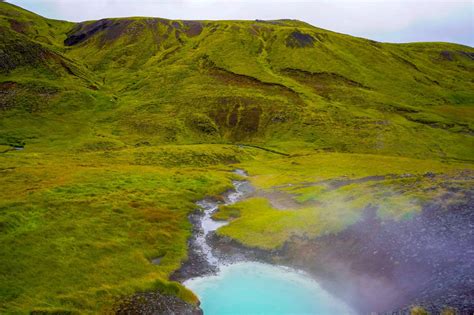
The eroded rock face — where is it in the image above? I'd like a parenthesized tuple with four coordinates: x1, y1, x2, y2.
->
(64, 18, 204, 47)
(64, 19, 133, 46)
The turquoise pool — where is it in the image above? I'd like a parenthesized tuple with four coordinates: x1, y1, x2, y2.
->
(185, 262, 355, 315)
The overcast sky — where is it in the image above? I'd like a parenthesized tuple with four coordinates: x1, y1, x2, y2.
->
(7, 0, 474, 46)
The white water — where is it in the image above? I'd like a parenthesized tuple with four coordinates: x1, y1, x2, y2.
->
(193, 170, 253, 266)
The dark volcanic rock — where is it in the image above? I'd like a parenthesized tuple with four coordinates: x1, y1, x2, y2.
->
(65, 19, 111, 46)
(170, 211, 218, 282)
(286, 30, 316, 48)
(64, 19, 134, 46)
(115, 292, 202, 315)
(183, 21, 203, 37)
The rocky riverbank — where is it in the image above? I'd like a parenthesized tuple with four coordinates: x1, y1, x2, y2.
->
(114, 172, 252, 315)
(170, 206, 219, 282)
(115, 292, 202, 315)
(172, 174, 254, 282)
(114, 173, 252, 315)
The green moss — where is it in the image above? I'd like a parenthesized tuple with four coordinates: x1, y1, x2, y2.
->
(217, 198, 299, 249)
(212, 204, 241, 220)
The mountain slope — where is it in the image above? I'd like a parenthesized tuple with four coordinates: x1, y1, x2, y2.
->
(1, 2, 473, 159)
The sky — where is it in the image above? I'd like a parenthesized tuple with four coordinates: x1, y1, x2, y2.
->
(6, 0, 474, 46)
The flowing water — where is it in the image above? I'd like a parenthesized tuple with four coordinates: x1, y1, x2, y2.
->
(184, 170, 355, 315)
(193, 174, 254, 266)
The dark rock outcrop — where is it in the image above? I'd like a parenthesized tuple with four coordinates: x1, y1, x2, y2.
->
(286, 30, 316, 48)
(115, 292, 202, 315)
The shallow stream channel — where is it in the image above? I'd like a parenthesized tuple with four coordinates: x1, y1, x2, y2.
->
(178, 170, 355, 315)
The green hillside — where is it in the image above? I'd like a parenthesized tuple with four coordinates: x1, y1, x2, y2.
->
(2, 2, 473, 158)
(0, 2, 473, 313)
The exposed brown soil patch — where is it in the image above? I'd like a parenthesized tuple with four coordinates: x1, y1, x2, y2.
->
(65, 20, 110, 46)
(0, 81, 18, 90)
(0, 81, 18, 110)
(283, 68, 369, 89)
(198, 57, 305, 140)
(215, 97, 262, 140)
(458, 51, 474, 60)
(389, 52, 421, 72)
(438, 50, 474, 62)
(0, 81, 59, 112)
(78, 18, 201, 48)
(439, 51, 455, 61)
(403, 113, 473, 135)
(206, 93, 299, 141)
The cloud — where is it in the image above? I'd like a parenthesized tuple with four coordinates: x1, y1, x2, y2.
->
(6, 0, 474, 46)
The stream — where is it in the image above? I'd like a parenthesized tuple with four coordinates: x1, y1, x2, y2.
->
(182, 170, 355, 315)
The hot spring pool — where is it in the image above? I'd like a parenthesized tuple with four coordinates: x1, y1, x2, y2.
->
(184, 262, 355, 315)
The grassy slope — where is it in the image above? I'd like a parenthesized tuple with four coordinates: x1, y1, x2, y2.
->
(0, 2, 473, 313)
(1, 3, 473, 158)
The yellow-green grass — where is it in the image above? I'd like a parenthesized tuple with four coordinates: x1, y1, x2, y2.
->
(212, 204, 241, 221)
(215, 153, 473, 249)
(241, 152, 473, 188)
(216, 197, 352, 250)
(0, 145, 250, 314)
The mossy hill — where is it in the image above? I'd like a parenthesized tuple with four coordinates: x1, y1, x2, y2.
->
(2, 2, 473, 158)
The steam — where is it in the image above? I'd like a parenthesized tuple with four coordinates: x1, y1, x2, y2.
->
(283, 182, 473, 313)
